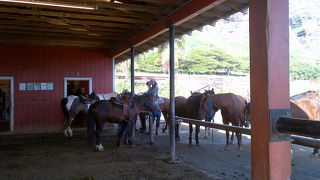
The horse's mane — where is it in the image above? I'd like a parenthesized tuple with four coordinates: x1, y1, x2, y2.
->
(290, 90, 317, 101)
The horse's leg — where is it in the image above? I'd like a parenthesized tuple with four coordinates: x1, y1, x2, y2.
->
(64, 115, 75, 137)
(225, 130, 230, 150)
(139, 113, 146, 133)
(195, 124, 200, 145)
(230, 132, 235, 145)
(162, 112, 168, 132)
(309, 148, 320, 158)
(189, 123, 193, 145)
(236, 132, 242, 151)
(175, 122, 181, 141)
(95, 121, 105, 152)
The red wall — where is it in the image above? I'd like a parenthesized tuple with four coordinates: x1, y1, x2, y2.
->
(0, 45, 113, 132)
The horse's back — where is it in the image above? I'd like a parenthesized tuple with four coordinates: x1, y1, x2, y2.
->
(98, 93, 118, 100)
(291, 99, 320, 120)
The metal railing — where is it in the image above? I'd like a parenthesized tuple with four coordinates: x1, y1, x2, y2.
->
(176, 116, 320, 149)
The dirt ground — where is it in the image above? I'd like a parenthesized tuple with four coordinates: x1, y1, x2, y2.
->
(0, 117, 320, 180)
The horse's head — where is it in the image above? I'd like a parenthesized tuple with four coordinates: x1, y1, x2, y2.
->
(89, 91, 100, 103)
(204, 88, 215, 96)
(243, 102, 251, 128)
(199, 93, 215, 120)
(120, 90, 133, 104)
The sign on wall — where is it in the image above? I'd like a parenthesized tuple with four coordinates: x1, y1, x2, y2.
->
(41, 83, 47, 90)
(47, 83, 53, 90)
(19, 83, 26, 91)
(34, 83, 40, 90)
(27, 83, 34, 90)
(19, 82, 54, 91)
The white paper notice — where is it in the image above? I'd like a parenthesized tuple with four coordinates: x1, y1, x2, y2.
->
(41, 83, 47, 90)
(47, 83, 53, 90)
(19, 83, 26, 91)
(34, 83, 40, 90)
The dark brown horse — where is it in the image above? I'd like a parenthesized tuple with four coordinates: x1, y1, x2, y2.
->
(87, 92, 156, 151)
(199, 93, 247, 150)
(60, 92, 100, 137)
(175, 89, 216, 145)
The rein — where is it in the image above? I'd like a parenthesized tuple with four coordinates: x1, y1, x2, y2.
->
(207, 97, 214, 120)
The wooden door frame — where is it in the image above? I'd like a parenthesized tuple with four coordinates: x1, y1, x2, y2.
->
(0, 76, 14, 131)
(64, 77, 92, 98)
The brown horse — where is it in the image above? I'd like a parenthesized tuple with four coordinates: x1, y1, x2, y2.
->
(199, 93, 247, 150)
(175, 89, 216, 145)
(60, 92, 100, 137)
(87, 92, 156, 151)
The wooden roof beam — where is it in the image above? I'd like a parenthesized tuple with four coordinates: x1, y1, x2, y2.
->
(0, 19, 130, 33)
(0, 24, 125, 36)
(130, 0, 177, 5)
(60, 0, 166, 13)
(1, 13, 140, 29)
(0, 7, 151, 24)
(0, 1, 156, 19)
(111, 0, 227, 58)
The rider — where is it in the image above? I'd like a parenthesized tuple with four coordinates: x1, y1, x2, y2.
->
(145, 80, 161, 135)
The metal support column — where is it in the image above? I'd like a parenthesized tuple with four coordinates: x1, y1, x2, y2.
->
(130, 47, 135, 96)
(130, 47, 135, 139)
(169, 25, 176, 161)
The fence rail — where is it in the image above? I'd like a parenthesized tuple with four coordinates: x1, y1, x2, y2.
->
(177, 116, 320, 149)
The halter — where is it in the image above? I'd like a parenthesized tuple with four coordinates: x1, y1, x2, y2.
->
(207, 97, 214, 120)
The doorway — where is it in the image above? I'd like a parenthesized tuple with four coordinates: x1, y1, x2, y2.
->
(0, 77, 14, 132)
(64, 77, 92, 97)
(64, 77, 92, 127)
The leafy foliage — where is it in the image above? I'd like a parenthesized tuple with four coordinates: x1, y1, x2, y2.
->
(177, 47, 245, 75)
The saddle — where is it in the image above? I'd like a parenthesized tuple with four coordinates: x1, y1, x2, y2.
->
(110, 97, 132, 119)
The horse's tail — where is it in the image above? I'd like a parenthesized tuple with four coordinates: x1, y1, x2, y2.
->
(61, 97, 68, 118)
(60, 98, 69, 132)
(87, 106, 96, 146)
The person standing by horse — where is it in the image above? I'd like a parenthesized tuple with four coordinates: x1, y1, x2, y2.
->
(145, 80, 161, 134)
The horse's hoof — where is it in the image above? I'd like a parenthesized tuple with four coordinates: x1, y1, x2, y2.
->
(95, 144, 104, 152)
(196, 142, 200, 146)
(162, 128, 166, 133)
(155, 131, 158, 135)
(139, 128, 146, 133)
(64, 130, 68, 137)
(189, 141, 192, 145)
(175, 137, 181, 142)
(145, 132, 149, 135)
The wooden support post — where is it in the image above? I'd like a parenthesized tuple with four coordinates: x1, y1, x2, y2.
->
(169, 25, 176, 161)
(250, 0, 291, 179)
